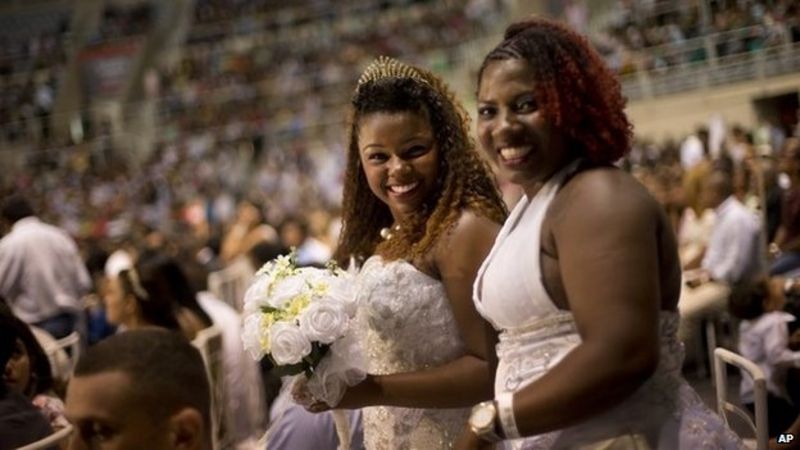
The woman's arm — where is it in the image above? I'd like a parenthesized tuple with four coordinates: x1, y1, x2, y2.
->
(510, 172, 662, 435)
(337, 211, 501, 409)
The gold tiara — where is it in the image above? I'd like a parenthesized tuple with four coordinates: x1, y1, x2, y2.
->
(356, 56, 428, 90)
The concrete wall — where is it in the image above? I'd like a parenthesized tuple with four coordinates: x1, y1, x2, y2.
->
(626, 72, 800, 142)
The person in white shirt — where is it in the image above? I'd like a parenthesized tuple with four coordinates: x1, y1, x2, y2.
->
(730, 279, 800, 437)
(0, 195, 90, 341)
(278, 216, 332, 267)
(679, 170, 764, 356)
(264, 379, 364, 450)
(680, 127, 709, 170)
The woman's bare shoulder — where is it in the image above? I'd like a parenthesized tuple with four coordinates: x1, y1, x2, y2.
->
(550, 166, 662, 226)
(450, 208, 502, 237)
(432, 209, 501, 271)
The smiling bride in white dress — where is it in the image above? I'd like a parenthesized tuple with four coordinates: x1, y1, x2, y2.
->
(298, 56, 507, 449)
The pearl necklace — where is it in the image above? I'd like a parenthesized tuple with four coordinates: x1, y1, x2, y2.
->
(379, 224, 402, 240)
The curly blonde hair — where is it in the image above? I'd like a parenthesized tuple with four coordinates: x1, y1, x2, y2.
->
(334, 63, 507, 266)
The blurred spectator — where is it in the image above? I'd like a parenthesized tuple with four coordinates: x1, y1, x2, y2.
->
(680, 126, 709, 170)
(771, 138, 800, 274)
(220, 199, 278, 265)
(0, 313, 53, 448)
(729, 125, 755, 166)
(762, 157, 785, 244)
(730, 279, 800, 438)
(265, 388, 364, 450)
(680, 170, 763, 350)
(104, 266, 182, 335)
(1, 306, 68, 431)
(278, 215, 331, 267)
(699, 170, 764, 284)
(135, 251, 213, 340)
(0, 195, 91, 341)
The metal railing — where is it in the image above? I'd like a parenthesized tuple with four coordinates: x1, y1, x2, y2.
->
(611, 22, 797, 99)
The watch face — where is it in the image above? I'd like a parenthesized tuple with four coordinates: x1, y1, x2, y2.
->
(471, 405, 495, 429)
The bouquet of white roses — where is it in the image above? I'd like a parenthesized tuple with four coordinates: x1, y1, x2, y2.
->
(241, 252, 365, 409)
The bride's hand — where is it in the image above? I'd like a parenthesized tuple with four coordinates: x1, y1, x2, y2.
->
(291, 377, 331, 413)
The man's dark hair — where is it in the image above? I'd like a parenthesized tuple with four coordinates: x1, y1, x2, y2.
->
(73, 329, 210, 432)
(279, 215, 309, 239)
(706, 169, 734, 199)
(729, 280, 768, 320)
(247, 240, 287, 269)
(0, 315, 18, 396)
(0, 195, 35, 223)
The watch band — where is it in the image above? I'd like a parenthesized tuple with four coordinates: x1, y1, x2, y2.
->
(497, 391, 521, 439)
(476, 426, 503, 443)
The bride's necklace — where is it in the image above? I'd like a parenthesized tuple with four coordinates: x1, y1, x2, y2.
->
(379, 224, 402, 240)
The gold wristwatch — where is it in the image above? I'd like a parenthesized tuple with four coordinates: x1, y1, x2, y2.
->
(469, 400, 503, 443)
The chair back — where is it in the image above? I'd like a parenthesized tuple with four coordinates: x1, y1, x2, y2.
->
(207, 259, 253, 312)
(17, 424, 74, 450)
(192, 325, 228, 450)
(43, 330, 81, 376)
(713, 347, 769, 450)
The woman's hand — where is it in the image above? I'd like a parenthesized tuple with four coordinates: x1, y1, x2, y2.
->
(291, 376, 317, 407)
(454, 426, 496, 450)
(291, 376, 332, 413)
(292, 374, 381, 412)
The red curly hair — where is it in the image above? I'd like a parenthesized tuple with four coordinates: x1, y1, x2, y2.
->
(479, 17, 633, 164)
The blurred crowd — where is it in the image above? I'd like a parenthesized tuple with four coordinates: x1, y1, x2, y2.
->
(0, 6, 69, 145)
(591, 0, 800, 74)
(1, 0, 507, 274)
(87, 2, 154, 45)
(2, 0, 800, 447)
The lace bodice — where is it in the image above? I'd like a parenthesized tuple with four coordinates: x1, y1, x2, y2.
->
(357, 256, 466, 374)
(491, 310, 743, 449)
(355, 255, 469, 449)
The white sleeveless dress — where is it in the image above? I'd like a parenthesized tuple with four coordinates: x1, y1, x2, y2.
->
(473, 163, 744, 449)
(356, 255, 469, 449)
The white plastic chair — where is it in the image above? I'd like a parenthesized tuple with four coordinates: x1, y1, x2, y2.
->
(43, 330, 81, 376)
(208, 259, 253, 312)
(713, 347, 769, 450)
(704, 311, 738, 384)
(192, 325, 227, 450)
(16, 423, 73, 450)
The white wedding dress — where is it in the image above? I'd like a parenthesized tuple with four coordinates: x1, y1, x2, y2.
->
(474, 163, 744, 449)
(355, 255, 470, 449)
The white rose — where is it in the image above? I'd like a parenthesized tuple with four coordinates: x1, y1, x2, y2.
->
(300, 268, 327, 286)
(269, 321, 312, 365)
(325, 275, 357, 316)
(242, 274, 274, 314)
(269, 275, 309, 308)
(241, 314, 269, 360)
(299, 301, 349, 344)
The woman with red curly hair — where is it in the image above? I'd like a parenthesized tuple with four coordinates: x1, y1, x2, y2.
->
(459, 17, 743, 450)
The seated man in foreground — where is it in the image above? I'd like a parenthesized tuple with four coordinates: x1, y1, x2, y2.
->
(65, 329, 211, 450)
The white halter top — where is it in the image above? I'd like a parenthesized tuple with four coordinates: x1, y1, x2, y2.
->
(473, 160, 580, 331)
